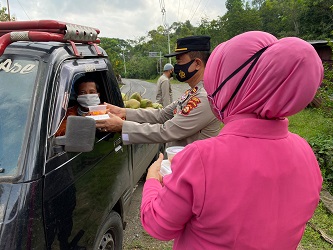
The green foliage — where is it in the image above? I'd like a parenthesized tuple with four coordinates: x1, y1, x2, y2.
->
(299, 0, 333, 40)
(197, 18, 227, 48)
(310, 135, 333, 191)
(289, 108, 333, 248)
(223, 1, 262, 39)
(0, 5, 15, 21)
(259, 0, 306, 37)
(301, 202, 333, 249)
(316, 63, 333, 118)
(289, 109, 333, 193)
(99, 37, 131, 76)
(125, 55, 158, 80)
(289, 109, 332, 140)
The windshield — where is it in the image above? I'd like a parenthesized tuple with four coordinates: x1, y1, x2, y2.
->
(0, 57, 38, 177)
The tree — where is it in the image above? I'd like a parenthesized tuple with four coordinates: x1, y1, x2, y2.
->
(0, 4, 15, 21)
(259, 0, 308, 38)
(197, 17, 227, 48)
(299, 0, 333, 40)
(99, 37, 131, 76)
(223, 0, 262, 39)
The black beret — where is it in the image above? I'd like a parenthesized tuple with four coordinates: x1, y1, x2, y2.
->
(164, 35, 211, 58)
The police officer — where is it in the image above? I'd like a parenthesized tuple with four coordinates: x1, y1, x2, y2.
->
(96, 36, 221, 147)
(156, 63, 174, 107)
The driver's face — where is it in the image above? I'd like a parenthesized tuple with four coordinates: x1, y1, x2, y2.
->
(78, 81, 98, 95)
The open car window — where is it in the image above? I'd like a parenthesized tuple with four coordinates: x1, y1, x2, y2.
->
(50, 59, 109, 137)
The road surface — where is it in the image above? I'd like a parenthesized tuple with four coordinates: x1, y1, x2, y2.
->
(121, 78, 187, 249)
(120, 78, 188, 102)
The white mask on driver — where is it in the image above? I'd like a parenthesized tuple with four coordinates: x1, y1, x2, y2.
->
(77, 94, 100, 108)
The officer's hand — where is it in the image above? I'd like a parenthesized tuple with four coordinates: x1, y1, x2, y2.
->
(95, 112, 124, 133)
(146, 153, 163, 183)
(103, 102, 126, 119)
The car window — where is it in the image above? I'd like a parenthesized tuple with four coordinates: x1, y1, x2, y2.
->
(0, 57, 38, 176)
(50, 59, 108, 137)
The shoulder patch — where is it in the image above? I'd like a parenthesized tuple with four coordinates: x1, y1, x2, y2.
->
(181, 96, 202, 115)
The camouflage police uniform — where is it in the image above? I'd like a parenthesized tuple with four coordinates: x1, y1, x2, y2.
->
(121, 81, 221, 147)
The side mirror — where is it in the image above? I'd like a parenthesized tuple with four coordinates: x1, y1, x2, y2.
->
(55, 116, 96, 152)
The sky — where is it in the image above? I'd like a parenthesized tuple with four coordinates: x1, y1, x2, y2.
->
(1, 0, 227, 40)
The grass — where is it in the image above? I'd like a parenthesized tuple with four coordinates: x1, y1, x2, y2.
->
(300, 202, 333, 249)
(289, 108, 333, 249)
(288, 108, 333, 140)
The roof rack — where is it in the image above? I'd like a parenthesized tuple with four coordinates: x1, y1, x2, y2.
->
(0, 20, 102, 57)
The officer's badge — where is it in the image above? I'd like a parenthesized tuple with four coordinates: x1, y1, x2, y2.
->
(181, 96, 201, 115)
(178, 70, 186, 79)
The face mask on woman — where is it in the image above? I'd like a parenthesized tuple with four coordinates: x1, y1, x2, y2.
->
(77, 94, 100, 108)
(174, 59, 198, 82)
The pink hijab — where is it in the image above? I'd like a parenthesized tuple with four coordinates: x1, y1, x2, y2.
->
(204, 31, 324, 123)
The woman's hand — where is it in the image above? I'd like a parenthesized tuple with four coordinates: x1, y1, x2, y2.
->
(146, 153, 164, 183)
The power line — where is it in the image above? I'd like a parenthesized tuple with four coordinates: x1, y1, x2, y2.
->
(15, 0, 31, 20)
(177, 0, 180, 22)
(186, 0, 196, 21)
(179, 0, 187, 22)
(189, 0, 203, 23)
(200, 0, 211, 20)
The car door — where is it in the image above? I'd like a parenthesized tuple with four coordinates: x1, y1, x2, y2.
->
(43, 58, 131, 249)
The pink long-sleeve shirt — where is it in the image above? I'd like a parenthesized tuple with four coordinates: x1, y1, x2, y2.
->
(141, 118, 322, 250)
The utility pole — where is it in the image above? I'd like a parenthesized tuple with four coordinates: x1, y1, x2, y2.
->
(159, 51, 162, 75)
(160, 0, 171, 64)
(165, 24, 171, 64)
(122, 48, 127, 78)
(6, 0, 11, 21)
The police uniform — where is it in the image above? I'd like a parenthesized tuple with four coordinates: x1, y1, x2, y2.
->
(121, 35, 221, 147)
(156, 73, 173, 107)
(122, 81, 221, 147)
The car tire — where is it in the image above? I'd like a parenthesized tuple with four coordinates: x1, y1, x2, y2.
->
(94, 210, 123, 250)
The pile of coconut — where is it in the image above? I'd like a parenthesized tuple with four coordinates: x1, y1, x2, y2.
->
(122, 92, 163, 109)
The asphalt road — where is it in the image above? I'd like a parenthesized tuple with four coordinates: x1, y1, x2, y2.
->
(121, 78, 188, 249)
(120, 78, 189, 102)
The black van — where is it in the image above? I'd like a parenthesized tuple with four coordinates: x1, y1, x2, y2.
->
(0, 20, 160, 249)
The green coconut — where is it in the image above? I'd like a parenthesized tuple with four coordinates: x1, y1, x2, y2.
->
(140, 99, 153, 108)
(121, 92, 128, 101)
(152, 102, 163, 109)
(129, 92, 142, 102)
(126, 99, 141, 109)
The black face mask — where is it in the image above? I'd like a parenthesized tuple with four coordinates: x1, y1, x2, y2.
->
(174, 59, 198, 82)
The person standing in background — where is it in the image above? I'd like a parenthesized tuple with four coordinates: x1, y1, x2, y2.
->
(156, 63, 173, 107)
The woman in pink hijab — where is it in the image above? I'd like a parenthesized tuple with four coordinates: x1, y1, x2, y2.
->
(141, 31, 323, 249)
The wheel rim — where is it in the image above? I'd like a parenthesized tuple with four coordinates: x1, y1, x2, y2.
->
(98, 232, 114, 250)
